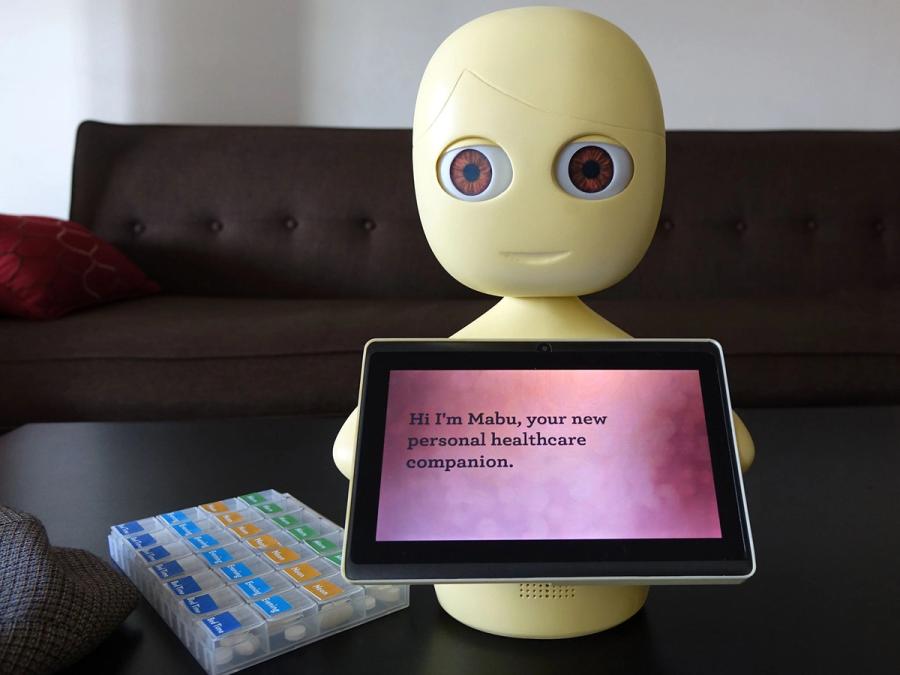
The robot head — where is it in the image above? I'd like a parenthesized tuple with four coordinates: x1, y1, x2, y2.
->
(412, 7, 665, 298)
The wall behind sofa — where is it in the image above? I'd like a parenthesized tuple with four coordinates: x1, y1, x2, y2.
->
(1, 0, 898, 219)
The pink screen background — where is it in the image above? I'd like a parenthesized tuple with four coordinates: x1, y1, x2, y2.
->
(375, 369, 721, 541)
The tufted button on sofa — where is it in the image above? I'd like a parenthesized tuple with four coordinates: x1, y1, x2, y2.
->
(0, 123, 897, 427)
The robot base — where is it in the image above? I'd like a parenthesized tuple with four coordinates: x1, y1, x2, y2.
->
(433, 582, 648, 639)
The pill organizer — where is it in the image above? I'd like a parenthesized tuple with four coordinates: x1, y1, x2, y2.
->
(108, 490, 409, 675)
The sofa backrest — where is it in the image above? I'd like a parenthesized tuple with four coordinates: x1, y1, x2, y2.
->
(71, 122, 900, 299)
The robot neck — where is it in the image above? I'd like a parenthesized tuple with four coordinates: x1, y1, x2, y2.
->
(453, 296, 630, 340)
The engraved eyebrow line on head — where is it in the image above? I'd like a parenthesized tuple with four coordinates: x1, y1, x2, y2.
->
(420, 69, 468, 137)
(421, 69, 663, 138)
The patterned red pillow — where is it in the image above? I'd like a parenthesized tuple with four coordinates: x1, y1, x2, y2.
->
(0, 214, 160, 319)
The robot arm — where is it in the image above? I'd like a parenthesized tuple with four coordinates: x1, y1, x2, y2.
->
(732, 411, 755, 472)
(333, 408, 359, 480)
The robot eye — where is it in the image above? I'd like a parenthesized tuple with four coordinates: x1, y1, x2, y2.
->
(438, 145, 513, 201)
(555, 142, 633, 199)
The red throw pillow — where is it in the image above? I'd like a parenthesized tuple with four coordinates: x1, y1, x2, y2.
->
(0, 214, 160, 319)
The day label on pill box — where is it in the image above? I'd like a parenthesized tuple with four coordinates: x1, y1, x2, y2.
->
(265, 547, 300, 565)
(201, 501, 230, 514)
(220, 562, 253, 580)
(127, 533, 157, 549)
(169, 576, 202, 596)
(185, 594, 218, 615)
(188, 534, 220, 549)
(305, 537, 338, 554)
(272, 514, 302, 529)
(160, 510, 189, 524)
(215, 512, 245, 526)
(283, 563, 322, 584)
(201, 548, 234, 565)
(115, 521, 145, 535)
(153, 560, 185, 579)
(140, 545, 171, 562)
(246, 535, 279, 550)
(303, 579, 344, 601)
(231, 523, 263, 538)
(202, 611, 241, 637)
(326, 553, 342, 566)
(287, 525, 319, 541)
(237, 577, 272, 598)
(256, 503, 284, 515)
(240, 492, 267, 505)
(255, 595, 292, 616)
(172, 522, 202, 536)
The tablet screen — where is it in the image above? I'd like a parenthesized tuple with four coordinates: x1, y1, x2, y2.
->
(345, 340, 754, 583)
(376, 369, 721, 542)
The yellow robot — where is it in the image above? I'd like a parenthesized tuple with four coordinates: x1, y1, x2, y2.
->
(334, 6, 754, 638)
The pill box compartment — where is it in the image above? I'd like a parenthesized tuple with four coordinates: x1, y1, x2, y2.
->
(193, 604, 268, 673)
(252, 495, 301, 518)
(299, 573, 365, 631)
(227, 519, 276, 542)
(203, 508, 264, 529)
(129, 541, 194, 594)
(111, 517, 163, 557)
(237, 490, 283, 507)
(176, 586, 245, 646)
(158, 507, 205, 527)
(200, 498, 248, 515)
(184, 528, 239, 553)
(233, 571, 293, 602)
(242, 530, 298, 553)
(111, 528, 179, 579)
(250, 588, 318, 652)
(213, 556, 275, 584)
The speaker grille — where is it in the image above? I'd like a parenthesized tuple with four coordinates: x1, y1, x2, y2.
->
(518, 583, 577, 600)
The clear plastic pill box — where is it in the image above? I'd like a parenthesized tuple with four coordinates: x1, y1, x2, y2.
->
(109, 490, 409, 675)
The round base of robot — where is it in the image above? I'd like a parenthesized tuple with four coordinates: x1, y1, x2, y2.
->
(433, 582, 648, 639)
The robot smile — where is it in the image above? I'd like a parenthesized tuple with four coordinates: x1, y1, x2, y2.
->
(500, 251, 572, 265)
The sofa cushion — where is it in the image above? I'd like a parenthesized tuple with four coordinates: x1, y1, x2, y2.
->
(0, 214, 159, 319)
(0, 296, 489, 426)
(0, 295, 493, 362)
(0, 292, 897, 427)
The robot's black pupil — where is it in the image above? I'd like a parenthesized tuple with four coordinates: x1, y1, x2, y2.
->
(463, 163, 481, 182)
(582, 160, 601, 179)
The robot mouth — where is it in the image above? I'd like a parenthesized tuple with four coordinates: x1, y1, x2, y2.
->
(500, 251, 572, 265)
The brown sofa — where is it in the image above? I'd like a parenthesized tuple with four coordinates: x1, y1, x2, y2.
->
(1, 122, 898, 428)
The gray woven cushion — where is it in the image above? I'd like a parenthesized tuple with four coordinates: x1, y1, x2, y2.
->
(0, 505, 138, 674)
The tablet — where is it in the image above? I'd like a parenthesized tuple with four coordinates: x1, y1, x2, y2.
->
(343, 339, 755, 584)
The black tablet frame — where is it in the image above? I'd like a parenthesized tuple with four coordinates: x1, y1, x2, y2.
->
(344, 339, 754, 583)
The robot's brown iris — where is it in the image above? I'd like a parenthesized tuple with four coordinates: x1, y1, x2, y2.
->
(568, 146, 614, 193)
(450, 149, 492, 196)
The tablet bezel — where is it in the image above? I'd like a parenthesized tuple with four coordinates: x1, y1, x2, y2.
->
(344, 339, 755, 584)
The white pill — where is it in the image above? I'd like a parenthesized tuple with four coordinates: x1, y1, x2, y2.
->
(234, 635, 258, 656)
(319, 601, 354, 629)
(364, 596, 376, 611)
(214, 646, 234, 666)
(284, 623, 307, 642)
(367, 585, 401, 603)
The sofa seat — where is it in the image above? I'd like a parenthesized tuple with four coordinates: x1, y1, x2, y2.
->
(2, 291, 897, 426)
(0, 296, 486, 425)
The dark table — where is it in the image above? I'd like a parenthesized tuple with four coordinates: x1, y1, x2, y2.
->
(1, 408, 898, 675)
